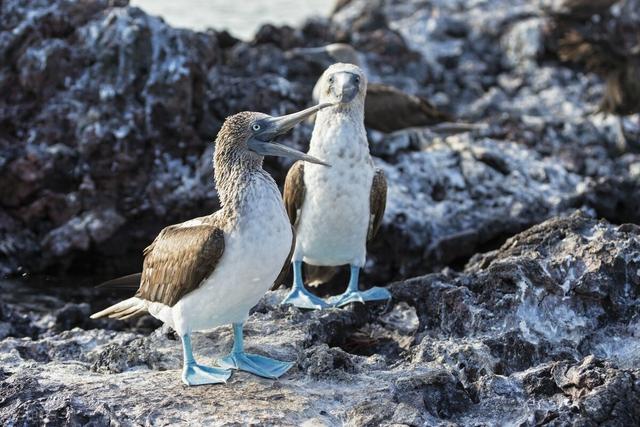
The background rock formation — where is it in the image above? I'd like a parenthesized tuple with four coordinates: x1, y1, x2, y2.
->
(1, 0, 638, 280)
(1, 0, 639, 424)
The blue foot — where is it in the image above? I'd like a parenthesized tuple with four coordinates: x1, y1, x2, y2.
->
(330, 286, 392, 308)
(281, 287, 331, 310)
(281, 260, 331, 310)
(182, 363, 231, 386)
(218, 352, 293, 379)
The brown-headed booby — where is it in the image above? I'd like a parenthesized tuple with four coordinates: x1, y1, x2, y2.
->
(91, 103, 331, 384)
(280, 63, 391, 309)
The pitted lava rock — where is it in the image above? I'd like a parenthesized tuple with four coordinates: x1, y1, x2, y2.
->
(1, 212, 638, 425)
(1, 0, 639, 425)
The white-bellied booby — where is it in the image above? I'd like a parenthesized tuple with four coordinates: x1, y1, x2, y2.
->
(280, 63, 391, 309)
(91, 103, 331, 385)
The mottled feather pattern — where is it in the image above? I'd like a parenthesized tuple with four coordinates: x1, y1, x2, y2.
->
(271, 226, 296, 290)
(552, 1, 640, 116)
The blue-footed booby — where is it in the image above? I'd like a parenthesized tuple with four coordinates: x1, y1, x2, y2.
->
(290, 43, 460, 134)
(91, 103, 331, 385)
(280, 63, 391, 309)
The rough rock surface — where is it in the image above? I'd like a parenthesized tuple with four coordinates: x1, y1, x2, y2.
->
(1, 0, 639, 280)
(2, 0, 640, 425)
(1, 212, 639, 425)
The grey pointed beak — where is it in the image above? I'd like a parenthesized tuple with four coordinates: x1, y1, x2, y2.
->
(256, 103, 333, 141)
(248, 103, 333, 166)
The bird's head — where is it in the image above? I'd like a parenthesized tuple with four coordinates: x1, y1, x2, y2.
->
(288, 43, 360, 68)
(215, 104, 332, 166)
(318, 63, 367, 106)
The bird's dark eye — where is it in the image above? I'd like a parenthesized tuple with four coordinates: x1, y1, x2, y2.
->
(329, 76, 335, 83)
(252, 123, 261, 131)
(354, 76, 360, 83)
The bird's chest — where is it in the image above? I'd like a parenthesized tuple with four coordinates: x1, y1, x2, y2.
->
(226, 186, 291, 279)
(304, 127, 374, 228)
(304, 159, 373, 221)
(296, 128, 374, 264)
(169, 177, 293, 330)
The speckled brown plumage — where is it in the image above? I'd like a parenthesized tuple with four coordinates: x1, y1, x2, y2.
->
(365, 84, 453, 133)
(283, 161, 306, 227)
(368, 169, 387, 240)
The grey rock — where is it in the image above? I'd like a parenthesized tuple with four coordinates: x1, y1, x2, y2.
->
(0, 212, 638, 425)
(501, 18, 544, 70)
(369, 134, 583, 280)
(1, 0, 639, 424)
(1, 0, 638, 282)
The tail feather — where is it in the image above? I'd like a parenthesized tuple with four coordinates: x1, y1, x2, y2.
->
(96, 273, 142, 291)
(90, 297, 148, 320)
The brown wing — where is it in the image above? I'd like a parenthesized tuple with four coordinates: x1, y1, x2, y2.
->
(283, 161, 305, 226)
(136, 218, 225, 306)
(271, 226, 296, 290)
(365, 83, 453, 133)
(369, 169, 387, 241)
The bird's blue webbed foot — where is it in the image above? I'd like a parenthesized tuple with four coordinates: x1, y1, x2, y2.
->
(280, 261, 330, 310)
(281, 287, 331, 310)
(180, 334, 231, 386)
(218, 323, 293, 379)
(330, 286, 392, 307)
(218, 352, 293, 379)
(330, 265, 391, 308)
(182, 363, 232, 386)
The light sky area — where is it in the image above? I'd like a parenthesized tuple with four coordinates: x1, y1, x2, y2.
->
(130, 0, 333, 40)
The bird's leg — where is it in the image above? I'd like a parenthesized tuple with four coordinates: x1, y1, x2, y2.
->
(217, 323, 293, 379)
(330, 265, 391, 308)
(280, 261, 331, 310)
(180, 334, 231, 386)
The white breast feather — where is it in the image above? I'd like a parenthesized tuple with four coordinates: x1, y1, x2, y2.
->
(294, 112, 374, 267)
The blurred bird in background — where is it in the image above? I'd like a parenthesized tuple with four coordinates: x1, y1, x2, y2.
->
(546, 0, 640, 149)
(286, 42, 483, 135)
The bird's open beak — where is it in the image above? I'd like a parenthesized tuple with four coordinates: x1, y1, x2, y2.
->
(248, 103, 333, 166)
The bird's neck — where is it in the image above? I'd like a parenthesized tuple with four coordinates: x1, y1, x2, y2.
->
(213, 145, 266, 215)
(310, 101, 369, 158)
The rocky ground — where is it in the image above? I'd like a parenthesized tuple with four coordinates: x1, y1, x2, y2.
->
(1, 0, 639, 425)
(2, 212, 639, 425)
